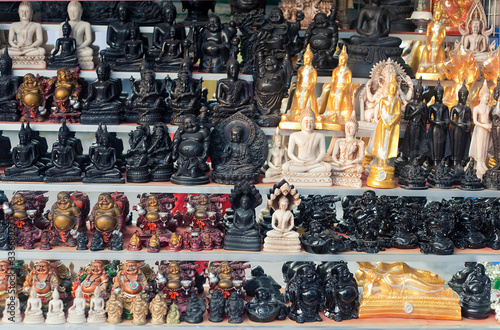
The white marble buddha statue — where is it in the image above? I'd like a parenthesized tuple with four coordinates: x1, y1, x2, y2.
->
(263, 128, 288, 183)
(67, 285, 87, 324)
(45, 289, 66, 324)
(24, 286, 44, 324)
(2, 290, 22, 323)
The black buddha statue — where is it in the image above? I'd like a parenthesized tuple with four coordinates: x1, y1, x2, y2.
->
(45, 120, 82, 182)
(450, 82, 472, 184)
(229, 0, 266, 18)
(419, 201, 455, 255)
(427, 79, 450, 171)
(149, 2, 186, 60)
(245, 287, 289, 322)
(224, 181, 262, 251)
(148, 122, 173, 182)
(484, 78, 500, 189)
(225, 292, 245, 323)
(0, 131, 12, 167)
(362, 0, 415, 32)
(346, 0, 413, 78)
(114, 28, 145, 71)
(154, 26, 186, 72)
(184, 294, 206, 323)
(459, 264, 491, 319)
(324, 262, 359, 322)
(80, 1, 162, 26)
(48, 19, 79, 70)
(126, 125, 150, 183)
(244, 266, 283, 301)
(449, 262, 477, 294)
(182, 0, 216, 24)
(3, 123, 43, 182)
(208, 290, 225, 322)
(81, 61, 124, 125)
(0, 47, 19, 121)
(83, 124, 125, 183)
(286, 264, 325, 323)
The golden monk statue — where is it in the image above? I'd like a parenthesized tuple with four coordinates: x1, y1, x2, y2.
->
(356, 262, 445, 286)
(367, 74, 401, 188)
(417, 8, 447, 80)
(131, 293, 149, 325)
(280, 44, 319, 130)
(319, 46, 353, 129)
(150, 294, 168, 324)
(106, 293, 124, 324)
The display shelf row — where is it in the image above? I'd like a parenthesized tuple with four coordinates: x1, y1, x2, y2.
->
(2, 246, 500, 263)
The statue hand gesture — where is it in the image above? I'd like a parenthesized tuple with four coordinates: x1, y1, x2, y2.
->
(296, 11, 305, 22)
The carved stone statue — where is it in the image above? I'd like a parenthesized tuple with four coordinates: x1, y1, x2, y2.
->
(67, 285, 86, 324)
(469, 81, 491, 178)
(48, 19, 78, 69)
(263, 128, 288, 183)
(263, 180, 302, 253)
(62, 1, 94, 69)
(0, 48, 19, 121)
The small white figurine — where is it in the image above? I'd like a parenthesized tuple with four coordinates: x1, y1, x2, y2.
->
(2, 289, 22, 323)
(67, 285, 87, 324)
(469, 80, 492, 177)
(61, 1, 94, 69)
(24, 286, 45, 324)
(46, 289, 66, 324)
(87, 287, 107, 323)
(263, 128, 288, 183)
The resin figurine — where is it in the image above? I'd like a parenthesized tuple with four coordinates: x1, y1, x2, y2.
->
(449, 262, 477, 294)
(0, 48, 20, 121)
(246, 287, 288, 322)
(182, 0, 216, 23)
(171, 114, 210, 185)
(324, 262, 359, 321)
(0, 131, 12, 167)
(286, 264, 324, 323)
(154, 26, 185, 71)
(367, 74, 401, 188)
(48, 19, 78, 69)
(62, 1, 94, 69)
(417, 8, 446, 80)
(16, 74, 46, 122)
(263, 128, 287, 183)
(419, 201, 455, 255)
(150, 2, 185, 60)
(112, 260, 150, 319)
(147, 123, 173, 181)
(23, 286, 44, 324)
(198, 15, 237, 73)
(106, 293, 124, 324)
(282, 107, 333, 186)
(211, 113, 268, 184)
(67, 286, 86, 324)
(327, 115, 365, 187)
(460, 158, 484, 190)
(226, 292, 245, 323)
(83, 124, 125, 183)
(150, 294, 167, 324)
(263, 180, 302, 253)
(224, 181, 262, 251)
(131, 293, 148, 325)
(125, 125, 150, 183)
(427, 79, 450, 169)
(88, 192, 126, 249)
(45, 121, 82, 182)
(2, 289, 22, 323)
(45, 289, 65, 324)
(184, 294, 206, 323)
(460, 263, 491, 319)
(74, 260, 110, 298)
(459, 0, 494, 63)
(22, 261, 59, 303)
(87, 287, 107, 323)
(45, 68, 82, 123)
(167, 302, 180, 324)
(208, 290, 225, 322)
(8, 1, 46, 69)
(469, 81, 491, 178)
(484, 80, 500, 189)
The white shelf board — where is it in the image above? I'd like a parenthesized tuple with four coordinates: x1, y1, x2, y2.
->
(0, 23, 153, 33)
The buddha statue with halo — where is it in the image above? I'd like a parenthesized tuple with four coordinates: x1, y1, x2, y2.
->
(62, 1, 94, 69)
(0, 47, 19, 121)
(282, 107, 333, 186)
(263, 180, 302, 253)
(48, 19, 78, 70)
(7, 1, 46, 69)
(416, 7, 446, 80)
(367, 74, 401, 188)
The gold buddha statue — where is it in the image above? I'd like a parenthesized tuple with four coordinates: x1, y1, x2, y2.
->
(145, 195, 160, 221)
(166, 261, 182, 290)
(417, 8, 447, 80)
(367, 74, 401, 188)
(356, 262, 445, 286)
(217, 261, 234, 289)
(280, 44, 319, 130)
(318, 45, 353, 130)
(432, 0, 474, 32)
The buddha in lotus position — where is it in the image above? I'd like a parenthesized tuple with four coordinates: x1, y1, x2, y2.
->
(45, 121, 82, 182)
(48, 20, 78, 69)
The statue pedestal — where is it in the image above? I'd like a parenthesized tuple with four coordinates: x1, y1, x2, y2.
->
(23, 313, 44, 324)
(331, 172, 362, 188)
(283, 171, 332, 187)
(11, 55, 46, 69)
(126, 166, 149, 183)
(347, 44, 414, 78)
(150, 165, 172, 182)
(81, 109, 122, 125)
(49, 113, 81, 124)
(415, 72, 445, 81)
(367, 165, 395, 188)
(137, 108, 163, 125)
(263, 236, 301, 253)
(78, 56, 94, 70)
(224, 233, 261, 251)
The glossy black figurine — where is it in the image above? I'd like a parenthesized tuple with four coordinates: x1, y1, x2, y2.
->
(210, 113, 268, 185)
(484, 79, 500, 189)
(346, 0, 413, 78)
(184, 294, 206, 323)
(208, 290, 225, 322)
(90, 230, 105, 251)
(48, 19, 78, 70)
(450, 82, 472, 184)
(399, 158, 428, 189)
(148, 122, 173, 181)
(428, 158, 453, 188)
(165, 60, 203, 125)
(427, 79, 450, 169)
(0, 218, 13, 250)
(224, 181, 262, 251)
(486, 198, 500, 249)
(213, 58, 255, 123)
(76, 230, 89, 250)
(387, 197, 419, 249)
(149, 2, 186, 60)
(0, 131, 12, 167)
(460, 264, 491, 319)
(79, 1, 162, 26)
(245, 287, 288, 322)
(449, 262, 477, 294)
(301, 219, 350, 254)
(171, 114, 210, 185)
(109, 230, 123, 250)
(0, 47, 19, 121)
(452, 198, 485, 249)
(83, 124, 125, 183)
(301, 10, 339, 72)
(419, 201, 455, 255)
(154, 27, 186, 71)
(460, 158, 484, 190)
(225, 292, 245, 323)
(81, 61, 124, 125)
(44, 120, 82, 182)
(182, 0, 216, 24)
(244, 266, 283, 301)
(286, 264, 325, 323)
(324, 262, 359, 322)
(126, 125, 150, 183)
(3, 123, 43, 182)
(350, 190, 386, 253)
(229, 0, 266, 17)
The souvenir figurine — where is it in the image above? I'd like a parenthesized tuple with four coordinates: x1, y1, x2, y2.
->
(81, 62, 124, 125)
(45, 289, 65, 324)
(367, 74, 401, 188)
(125, 125, 150, 183)
(286, 264, 324, 323)
(224, 182, 262, 251)
(130, 293, 148, 325)
(154, 25, 186, 71)
(149, 294, 167, 324)
(0, 261, 16, 311)
(99, 2, 141, 71)
(230, 0, 266, 18)
(74, 260, 110, 307)
(171, 114, 210, 185)
(459, 263, 491, 319)
(280, 45, 319, 130)
(23, 286, 44, 324)
(324, 262, 359, 321)
(469, 81, 491, 178)
(460, 158, 484, 190)
(346, 0, 413, 78)
(106, 293, 124, 324)
(75, 230, 88, 250)
(301, 217, 350, 254)
(417, 8, 446, 80)
(419, 201, 455, 255)
(327, 115, 365, 187)
(166, 302, 180, 324)
(83, 124, 125, 183)
(147, 123, 173, 181)
(112, 260, 150, 319)
(67, 286, 86, 324)
(282, 107, 333, 186)
(45, 68, 82, 123)
(0, 48, 19, 121)
(48, 20, 78, 70)
(211, 113, 268, 185)
(23, 260, 60, 306)
(149, 2, 185, 60)
(88, 287, 107, 323)
(2, 289, 22, 323)
(448, 262, 477, 294)
(7, 2, 46, 69)
(226, 292, 245, 323)
(263, 128, 287, 183)
(182, 0, 216, 23)
(208, 290, 226, 322)
(16, 74, 46, 122)
(0, 131, 12, 167)
(449, 82, 472, 184)
(0, 219, 12, 251)
(128, 231, 142, 251)
(213, 58, 255, 123)
(301, 10, 339, 72)
(245, 287, 288, 322)
(165, 60, 203, 125)
(318, 46, 352, 129)
(147, 233, 160, 252)
(88, 192, 126, 250)
(184, 294, 206, 323)
(126, 62, 166, 125)
(427, 79, 450, 169)
(45, 122, 83, 182)
(484, 79, 500, 189)
(263, 180, 301, 253)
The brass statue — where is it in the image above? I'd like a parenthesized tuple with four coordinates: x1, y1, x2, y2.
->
(417, 8, 446, 80)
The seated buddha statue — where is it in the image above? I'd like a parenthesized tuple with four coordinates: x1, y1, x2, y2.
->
(46, 68, 82, 123)
(63, 1, 94, 69)
(115, 28, 144, 71)
(166, 262, 182, 290)
(263, 129, 287, 183)
(0, 48, 19, 121)
(217, 261, 234, 289)
(149, 2, 185, 60)
(45, 121, 82, 182)
(155, 26, 185, 71)
(4, 122, 42, 181)
(48, 19, 78, 69)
